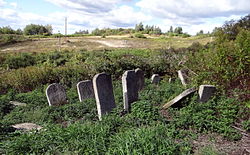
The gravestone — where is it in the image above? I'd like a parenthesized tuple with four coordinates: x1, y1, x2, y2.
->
(198, 85, 216, 102)
(162, 87, 197, 109)
(122, 70, 138, 111)
(151, 74, 160, 84)
(46, 83, 67, 106)
(135, 68, 145, 91)
(177, 69, 189, 86)
(77, 80, 94, 102)
(93, 73, 116, 120)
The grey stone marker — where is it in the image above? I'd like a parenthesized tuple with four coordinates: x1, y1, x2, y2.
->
(135, 68, 145, 91)
(162, 87, 197, 109)
(198, 85, 216, 102)
(151, 74, 160, 84)
(77, 80, 94, 102)
(122, 70, 139, 111)
(177, 69, 189, 86)
(46, 83, 67, 106)
(93, 73, 116, 120)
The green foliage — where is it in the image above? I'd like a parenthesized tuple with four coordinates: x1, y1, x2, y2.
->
(0, 34, 27, 46)
(4, 53, 36, 69)
(134, 32, 146, 38)
(172, 96, 242, 140)
(23, 24, 52, 35)
(0, 26, 22, 35)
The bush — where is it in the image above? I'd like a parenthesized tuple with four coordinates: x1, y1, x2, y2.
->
(134, 33, 146, 38)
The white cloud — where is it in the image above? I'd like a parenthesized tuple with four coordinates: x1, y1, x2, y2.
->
(0, 0, 6, 7)
(10, 2, 17, 9)
(136, 0, 250, 19)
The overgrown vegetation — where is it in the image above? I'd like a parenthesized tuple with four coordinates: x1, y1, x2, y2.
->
(0, 14, 249, 154)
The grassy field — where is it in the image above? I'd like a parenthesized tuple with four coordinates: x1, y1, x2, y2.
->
(0, 35, 213, 53)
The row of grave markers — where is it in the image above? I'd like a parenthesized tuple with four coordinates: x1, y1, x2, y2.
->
(46, 68, 215, 120)
(46, 68, 161, 120)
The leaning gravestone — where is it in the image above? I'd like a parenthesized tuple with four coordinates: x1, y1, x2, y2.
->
(122, 70, 139, 111)
(177, 69, 189, 86)
(135, 68, 145, 91)
(151, 74, 160, 84)
(77, 80, 94, 102)
(162, 87, 197, 109)
(93, 73, 116, 120)
(46, 83, 67, 106)
(198, 85, 216, 102)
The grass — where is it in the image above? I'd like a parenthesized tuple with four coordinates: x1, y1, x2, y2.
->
(0, 35, 212, 53)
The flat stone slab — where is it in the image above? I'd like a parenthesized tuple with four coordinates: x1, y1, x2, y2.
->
(77, 80, 94, 102)
(46, 83, 68, 106)
(151, 74, 160, 84)
(9, 101, 27, 106)
(135, 68, 145, 91)
(93, 73, 116, 120)
(12, 123, 43, 131)
(199, 85, 216, 102)
(162, 87, 197, 109)
(122, 70, 138, 111)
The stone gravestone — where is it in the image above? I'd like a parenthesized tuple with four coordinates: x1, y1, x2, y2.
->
(199, 85, 216, 102)
(122, 70, 139, 111)
(46, 83, 67, 106)
(135, 68, 145, 91)
(177, 69, 189, 86)
(151, 74, 160, 84)
(93, 73, 116, 120)
(162, 87, 197, 109)
(77, 80, 94, 102)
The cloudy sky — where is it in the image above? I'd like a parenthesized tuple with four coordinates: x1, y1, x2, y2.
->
(0, 0, 249, 35)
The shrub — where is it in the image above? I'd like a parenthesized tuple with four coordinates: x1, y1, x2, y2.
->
(134, 33, 146, 38)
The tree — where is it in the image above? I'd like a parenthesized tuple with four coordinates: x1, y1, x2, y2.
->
(169, 26, 173, 33)
(135, 22, 144, 32)
(174, 27, 183, 34)
(196, 30, 204, 35)
(23, 24, 53, 35)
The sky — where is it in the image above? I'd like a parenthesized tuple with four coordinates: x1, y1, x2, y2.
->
(0, 0, 249, 35)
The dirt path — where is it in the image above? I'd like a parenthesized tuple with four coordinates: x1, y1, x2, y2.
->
(90, 39, 130, 48)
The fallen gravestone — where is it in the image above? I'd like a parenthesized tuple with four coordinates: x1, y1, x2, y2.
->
(93, 73, 116, 120)
(198, 85, 216, 102)
(135, 68, 145, 91)
(46, 83, 68, 106)
(151, 74, 160, 84)
(177, 69, 189, 86)
(12, 123, 42, 131)
(122, 70, 139, 111)
(9, 101, 27, 106)
(162, 87, 197, 109)
(77, 80, 94, 102)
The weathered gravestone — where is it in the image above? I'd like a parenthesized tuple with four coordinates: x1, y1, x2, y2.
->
(135, 68, 145, 91)
(162, 87, 197, 109)
(177, 69, 189, 86)
(93, 73, 116, 120)
(122, 70, 139, 111)
(199, 85, 216, 102)
(77, 80, 94, 102)
(46, 83, 67, 106)
(151, 74, 160, 84)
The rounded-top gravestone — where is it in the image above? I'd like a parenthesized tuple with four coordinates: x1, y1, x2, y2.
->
(77, 80, 94, 102)
(46, 83, 68, 106)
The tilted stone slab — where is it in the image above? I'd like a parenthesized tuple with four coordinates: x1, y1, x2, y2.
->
(46, 83, 68, 106)
(151, 74, 160, 84)
(177, 69, 189, 86)
(122, 70, 139, 111)
(93, 73, 116, 120)
(162, 87, 197, 109)
(199, 85, 216, 102)
(77, 80, 94, 102)
(135, 68, 145, 91)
